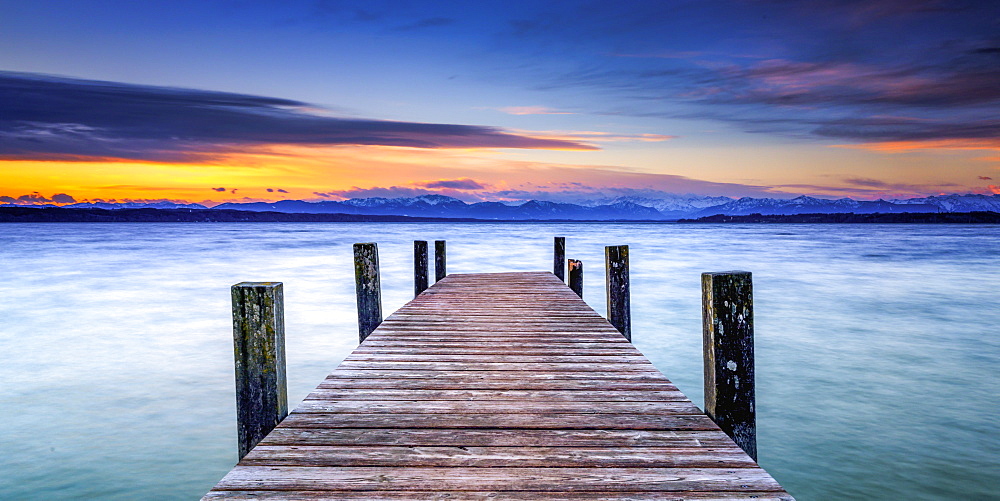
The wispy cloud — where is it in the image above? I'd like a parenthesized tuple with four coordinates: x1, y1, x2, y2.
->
(831, 138, 1000, 157)
(0, 72, 596, 163)
(414, 178, 486, 190)
(499, 106, 574, 115)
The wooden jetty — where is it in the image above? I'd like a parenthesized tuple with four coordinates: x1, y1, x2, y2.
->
(205, 270, 791, 499)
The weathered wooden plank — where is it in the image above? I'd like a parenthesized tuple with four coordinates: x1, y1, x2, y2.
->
(213, 466, 784, 492)
(317, 378, 679, 391)
(383, 316, 614, 323)
(294, 400, 704, 414)
(357, 340, 637, 348)
(277, 412, 718, 430)
(366, 331, 628, 338)
(360, 339, 634, 347)
(323, 370, 672, 381)
(335, 361, 664, 371)
(342, 354, 652, 364)
(302, 388, 690, 402)
(204, 491, 795, 500)
(241, 445, 757, 468)
(351, 347, 646, 356)
(362, 334, 633, 342)
(258, 428, 736, 447)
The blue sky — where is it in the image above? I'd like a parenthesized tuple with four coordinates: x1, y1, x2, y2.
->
(1, 0, 998, 204)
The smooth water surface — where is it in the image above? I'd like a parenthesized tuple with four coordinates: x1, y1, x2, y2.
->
(1, 222, 997, 499)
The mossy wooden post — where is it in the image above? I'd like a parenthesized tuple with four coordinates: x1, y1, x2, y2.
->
(702, 271, 756, 461)
(434, 240, 447, 282)
(231, 282, 288, 460)
(554, 236, 566, 282)
(414, 240, 429, 297)
(605, 245, 631, 341)
(568, 259, 583, 298)
(353, 243, 382, 343)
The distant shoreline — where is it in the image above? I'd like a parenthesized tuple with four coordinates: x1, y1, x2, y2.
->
(1, 206, 998, 223)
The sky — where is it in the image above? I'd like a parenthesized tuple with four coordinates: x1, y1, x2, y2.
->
(1, 0, 998, 206)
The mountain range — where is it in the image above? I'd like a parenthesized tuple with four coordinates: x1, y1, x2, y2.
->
(6, 193, 999, 220)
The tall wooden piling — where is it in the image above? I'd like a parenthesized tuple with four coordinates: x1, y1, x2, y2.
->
(702, 271, 756, 461)
(414, 240, 429, 297)
(605, 245, 631, 341)
(231, 282, 288, 460)
(435, 240, 447, 282)
(554, 236, 566, 281)
(568, 259, 583, 298)
(353, 243, 382, 343)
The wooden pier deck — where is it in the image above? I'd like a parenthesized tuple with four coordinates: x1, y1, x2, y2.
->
(205, 271, 792, 500)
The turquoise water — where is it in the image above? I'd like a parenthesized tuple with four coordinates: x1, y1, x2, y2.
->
(0, 222, 997, 499)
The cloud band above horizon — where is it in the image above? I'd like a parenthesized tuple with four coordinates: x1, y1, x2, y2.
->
(0, 72, 596, 163)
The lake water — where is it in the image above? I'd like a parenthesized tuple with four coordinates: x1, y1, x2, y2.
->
(0, 222, 997, 500)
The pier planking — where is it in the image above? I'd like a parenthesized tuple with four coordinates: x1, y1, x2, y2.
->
(205, 271, 791, 500)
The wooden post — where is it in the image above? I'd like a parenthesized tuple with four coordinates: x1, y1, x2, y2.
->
(554, 236, 566, 281)
(231, 282, 287, 460)
(353, 243, 382, 343)
(434, 240, 447, 282)
(568, 259, 583, 298)
(702, 271, 756, 461)
(414, 240, 429, 297)
(605, 245, 630, 341)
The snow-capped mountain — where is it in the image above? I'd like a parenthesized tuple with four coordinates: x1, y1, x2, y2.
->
(9, 193, 997, 220)
(215, 196, 663, 220)
(890, 194, 1000, 213)
(579, 195, 734, 218)
(694, 195, 940, 217)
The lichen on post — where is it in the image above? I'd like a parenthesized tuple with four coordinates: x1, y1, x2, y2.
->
(568, 259, 583, 298)
(605, 245, 631, 341)
(554, 236, 566, 281)
(231, 281, 287, 460)
(353, 242, 382, 343)
(434, 240, 447, 282)
(414, 240, 429, 297)
(702, 270, 756, 461)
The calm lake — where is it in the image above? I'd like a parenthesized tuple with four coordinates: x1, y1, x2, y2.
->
(1, 222, 997, 500)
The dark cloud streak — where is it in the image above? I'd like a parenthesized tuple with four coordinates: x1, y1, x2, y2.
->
(505, 1, 1000, 147)
(0, 72, 595, 163)
(415, 178, 485, 190)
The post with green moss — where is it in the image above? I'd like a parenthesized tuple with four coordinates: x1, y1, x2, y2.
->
(231, 282, 288, 460)
(354, 243, 382, 343)
(414, 240, 429, 297)
(434, 240, 447, 282)
(702, 271, 756, 461)
(605, 245, 631, 341)
(554, 236, 566, 281)
(568, 259, 583, 298)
